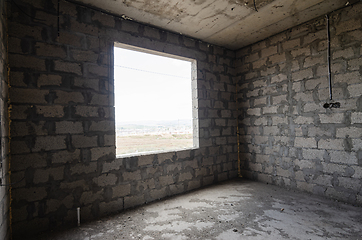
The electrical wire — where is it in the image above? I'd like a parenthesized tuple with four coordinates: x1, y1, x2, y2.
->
(254, 0, 258, 12)
(114, 64, 190, 79)
(0, 176, 25, 186)
(9, 0, 45, 21)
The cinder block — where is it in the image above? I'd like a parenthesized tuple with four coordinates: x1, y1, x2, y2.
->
(124, 195, 145, 209)
(283, 39, 300, 50)
(11, 121, 48, 137)
(35, 42, 67, 58)
(54, 61, 82, 75)
(94, 173, 117, 187)
(92, 11, 115, 27)
(348, 58, 362, 71)
(100, 198, 123, 217)
(303, 30, 325, 45)
(305, 77, 328, 90)
(333, 47, 354, 59)
(58, 31, 84, 48)
(348, 83, 362, 98)
(34, 167, 64, 184)
(72, 135, 97, 148)
(8, 22, 42, 39)
(70, 162, 97, 175)
(254, 117, 267, 125)
(252, 58, 266, 69)
(254, 136, 268, 144)
(112, 184, 131, 198)
(159, 175, 174, 186)
(296, 181, 313, 193)
(89, 121, 114, 132)
(37, 74, 62, 87)
(313, 175, 333, 187)
(336, 127, 362, 138)
(75, 106, 99, 117)
(261, 46, 277, 58)
(245, 52, 259, 63)
(318, 139, 345, 151)
(87, 64, 108, 77)
(122, 170, 141, 181)
(72, 49, 98, 63)
(91, 147, 114, 161)
(322, 162, 345, 174)
(292, 68, 313, 81)
(319, 113, 344, 124)
(56, 121, 83, 134)
(291, 47, 310, 58)
(11, 153, 47, 171)
(187, 180, 201, 191)
(351, 112, 362, 124)
(335, 18, 361, 35)
(12, 187, 47, 202)
(10, 88, 48, 104)
(295, 137, 317, 148)
(272, 95, 287, 105)
(246, 89, 259, 98)
(302, 148, 324, 160)
(338, 177, 361, 191)
(74, 77, 99, 91)
(295, 159, 314, 169)
(102, 159, 122, 173)
(80, 190, 103, 205)
(271, 73, 288, 83)
(276, 167, 291, 178)
(33, 136, 66, 151)
(218, 172, 228, 181)
(293, 92, 313, 102)
(52, 150, 81, 164)
(262, 106, 278, 114)
(330, 151, 358, 165)
(179, 172, 193, 181)
(36, 105, 64, 118)
(104, 134, 116, 146)
(334, 72, 361, 84)
(303, 56, 324, 68)
(263, 126, 279, 135)
(303, 103, 321, 112)
(60, 179, 88, 190)
(272, 116, 287, 125)
(268, 53, 286, 64)
(70, 18, 98, 36)
(150, 187, 167, 200)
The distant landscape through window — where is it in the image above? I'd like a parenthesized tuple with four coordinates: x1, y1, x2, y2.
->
(114, 44, 195, 156)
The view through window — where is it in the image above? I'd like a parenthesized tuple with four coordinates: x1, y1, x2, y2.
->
(114, 44, 196, 156)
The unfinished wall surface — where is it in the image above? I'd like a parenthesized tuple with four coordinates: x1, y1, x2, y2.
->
(7, 0, 237, 238)
(0, 0, 10, 239)
(236, 3, 362, 205)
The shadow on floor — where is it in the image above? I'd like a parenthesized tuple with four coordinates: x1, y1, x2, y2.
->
(29, 179, 362, 240)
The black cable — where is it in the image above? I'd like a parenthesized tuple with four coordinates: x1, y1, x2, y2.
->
(0, 176, 25, 186)
(326, 14, 332, 101)
(57, 0, 60, 36)
(10, 0, 45, 21)
(254, 0, 258, 12)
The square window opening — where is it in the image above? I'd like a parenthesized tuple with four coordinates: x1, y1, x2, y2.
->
(113, 43, 199, 157)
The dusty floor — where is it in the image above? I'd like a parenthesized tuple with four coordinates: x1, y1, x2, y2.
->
(31, 179, 362, 240)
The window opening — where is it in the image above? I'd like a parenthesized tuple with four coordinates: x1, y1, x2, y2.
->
(114, 43, 198, 156)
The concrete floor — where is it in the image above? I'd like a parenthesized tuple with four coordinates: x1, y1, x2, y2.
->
(31, 179, 362, 240)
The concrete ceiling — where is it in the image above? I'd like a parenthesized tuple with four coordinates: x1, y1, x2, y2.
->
(75, 0, 353, 50)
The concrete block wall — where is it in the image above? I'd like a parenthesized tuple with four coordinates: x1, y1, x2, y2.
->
(236, 3, 362, 205)
(7, 0, 237, 238)
(0, 0, 10, 239)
